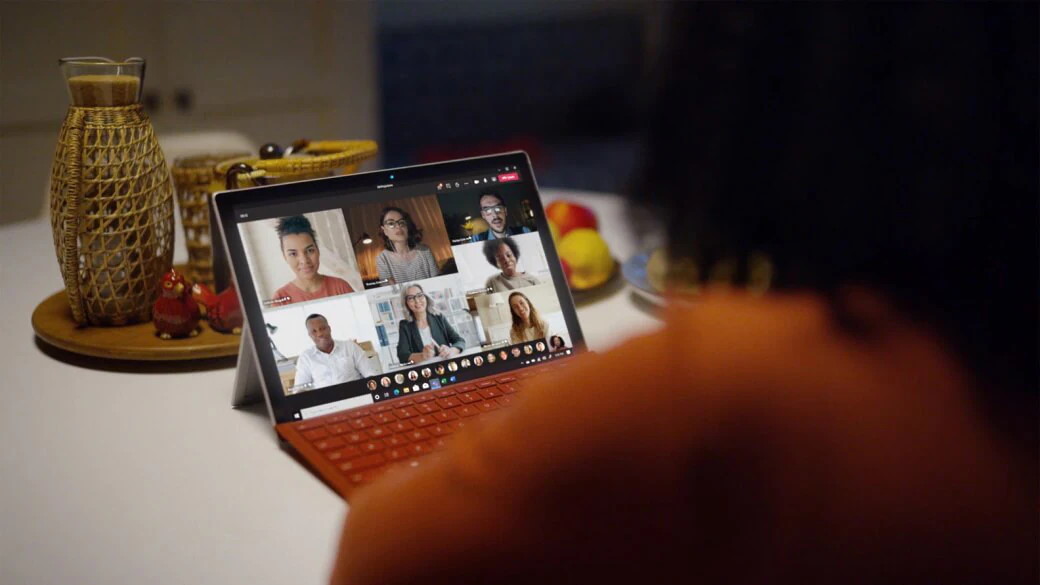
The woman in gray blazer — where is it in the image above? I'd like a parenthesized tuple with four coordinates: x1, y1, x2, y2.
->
(395, 283, 465, 365)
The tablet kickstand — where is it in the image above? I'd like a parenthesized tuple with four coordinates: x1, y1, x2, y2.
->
(231, 322, 265, 407)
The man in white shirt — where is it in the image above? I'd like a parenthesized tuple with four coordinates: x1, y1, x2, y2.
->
(292, 314, 375, 392)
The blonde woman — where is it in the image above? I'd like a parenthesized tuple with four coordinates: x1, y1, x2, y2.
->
(395, 283, 464, 364)
(508, 291, 548, 344)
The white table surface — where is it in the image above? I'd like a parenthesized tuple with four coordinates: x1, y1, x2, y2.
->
(0, 188, 661, 585)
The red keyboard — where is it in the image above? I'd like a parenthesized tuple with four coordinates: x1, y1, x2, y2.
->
(278, 363, 566, 499)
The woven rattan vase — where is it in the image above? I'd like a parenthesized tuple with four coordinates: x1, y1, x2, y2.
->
(50, 57, 174, 326)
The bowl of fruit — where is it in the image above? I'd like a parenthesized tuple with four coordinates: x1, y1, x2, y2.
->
(545, 199, 619, 296)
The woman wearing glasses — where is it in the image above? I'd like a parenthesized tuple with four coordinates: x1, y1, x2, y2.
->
(395, 283, 465, 365)
(375, 207, 440, 285)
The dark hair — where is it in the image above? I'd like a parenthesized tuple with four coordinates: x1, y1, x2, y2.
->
(634, 4, 1037, 431)
(550, 335, 565, 349)
(379, 206, 423, 251)
(276, 215, 317, 250)
(482, 236, 520, 267)
(478, 191, 503, 209)
(304, 313, 326, 326)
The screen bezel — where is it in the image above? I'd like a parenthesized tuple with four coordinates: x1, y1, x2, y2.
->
(213, 151, 587, 424)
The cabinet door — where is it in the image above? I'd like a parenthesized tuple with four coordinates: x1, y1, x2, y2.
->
(152, 1, 379, 142)
(0, 1, 380, 225)
(0, 2, 165, 223)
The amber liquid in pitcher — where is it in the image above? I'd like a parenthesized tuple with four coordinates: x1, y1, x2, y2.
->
(66, 74, 140, 107)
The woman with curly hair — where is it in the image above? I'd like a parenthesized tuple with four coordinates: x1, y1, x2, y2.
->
(482, 236, 540, 293)
(271, 215, 353, 305)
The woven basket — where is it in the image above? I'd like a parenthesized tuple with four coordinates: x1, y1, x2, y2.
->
(208, 140, 378, 291)
(171, 152, 250, 286)
(49, 104, 175, 326)
(216, 140, 378, 188)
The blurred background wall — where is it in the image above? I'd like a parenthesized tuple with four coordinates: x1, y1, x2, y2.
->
(0, 0, 656, 225)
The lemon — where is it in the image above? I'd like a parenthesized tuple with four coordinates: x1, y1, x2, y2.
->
(558, 228, 614, 290)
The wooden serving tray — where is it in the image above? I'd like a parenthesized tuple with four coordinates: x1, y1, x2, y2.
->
(32, 289, 240, 361)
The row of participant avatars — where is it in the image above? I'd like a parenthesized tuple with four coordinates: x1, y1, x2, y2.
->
(261, 276, 571, 396)
(236, 184, 539, 309)
(364, 339, 560, 391)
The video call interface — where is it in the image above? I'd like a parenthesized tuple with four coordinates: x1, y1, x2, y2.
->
(236, 167, 576, 417)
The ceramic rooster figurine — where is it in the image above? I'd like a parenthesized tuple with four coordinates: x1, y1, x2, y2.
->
(191, 283, 243, 334)
(153, 269, 201, 339)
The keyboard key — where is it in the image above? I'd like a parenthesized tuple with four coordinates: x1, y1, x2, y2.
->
(447, 419, 468, 431)
(496, 376, 517, 383)
(373, 404, 393, 413)
(360, 440, 384, 453)
(499, 384, 518, 394)
(416, 402, 441, 414)
(431, 437, 450, 450)
(326, 445, 362, 461)
(476, 400, 499, 413)
(433, 410, 458, 422)
(428, 424, 452, 437)
(348, 409, 372, 419)
(396, 399, 415, 407)
(385, 434, 410, 447)
(338, 453, 385, 473)
(348, 469, 384, 486)
(313, 437, 345, 451)
(297, 418, 329, 431)
(454, 405, 479, 417)
(412, 415, 437, 428)
(386, 447, 409, 461)
(349, 417, 376, 430)
(326, 413, 350, 424)
(495, 395, 515, 408)
(436, 397, 461, 409)
(367, 426, 389, 439)
(476, 380, 496, 388)
(327, 423, 351, 435)
(345, 432, 367, 444)
(371, 412, 397, 425)
(407, 429, 431, 442)
(301, 428, 329, 441)
(394, 407, 419, 419)
(434, 389, 457, 398)
(413, 393, 437, 404)
(477, 387, 502, 400)
(457, 384, 477, 392)
(409, 442, 432, 456)
(388, 420, 414, 433)
(457, 392, 481, 404)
